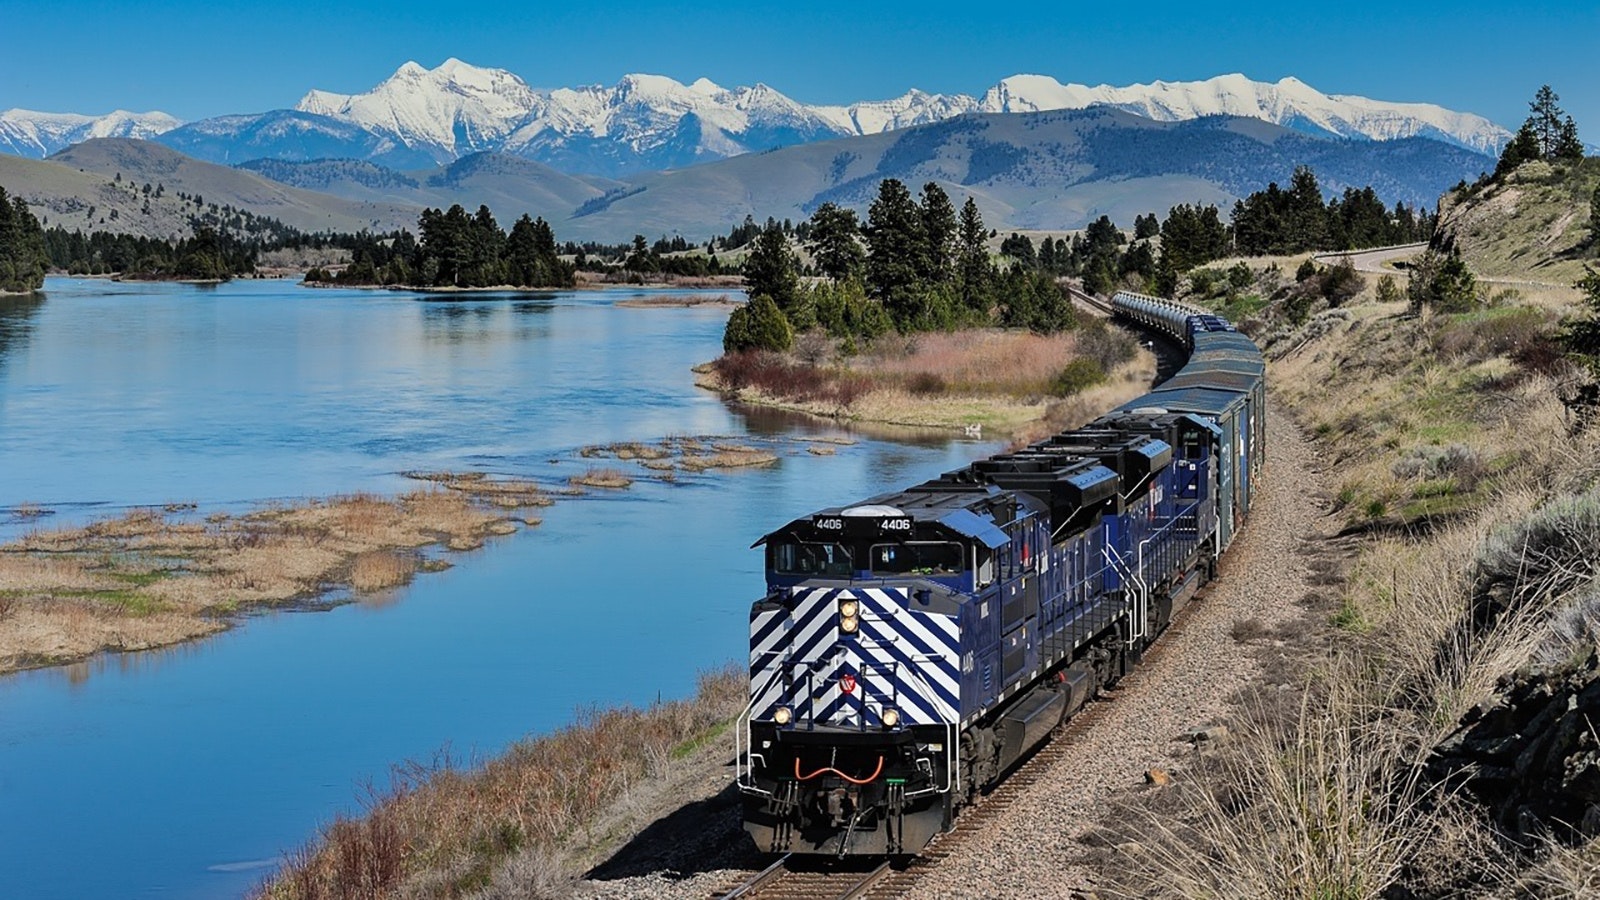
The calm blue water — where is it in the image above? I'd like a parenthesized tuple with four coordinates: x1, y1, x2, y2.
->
(0, 278, 994, 899)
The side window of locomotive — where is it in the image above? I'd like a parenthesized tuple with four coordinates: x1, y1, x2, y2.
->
(869, 542, 964, 576)
(771, 542, 854, 577)
(976, 549, 995, 587)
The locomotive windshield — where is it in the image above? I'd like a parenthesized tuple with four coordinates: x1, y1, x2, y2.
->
(869, 541, 965, 576)
(770, 541, 854, 577)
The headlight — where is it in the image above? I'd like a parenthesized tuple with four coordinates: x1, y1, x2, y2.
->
(839, 599, 859, 618)
(773, 706, 792, 725)
(882, 708, 900, 728)
(840, 615, 859, 634)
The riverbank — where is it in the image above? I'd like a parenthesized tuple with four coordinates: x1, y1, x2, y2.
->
(299, 273, 745, 294)
(695, 326, 1158, 440)
(614, 293, 739, 308)
(254, 665, 747, 899)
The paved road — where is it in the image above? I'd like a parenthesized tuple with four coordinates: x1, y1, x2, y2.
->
(1314, 242, 1574, 289)
(1312, 242, 1427, 274)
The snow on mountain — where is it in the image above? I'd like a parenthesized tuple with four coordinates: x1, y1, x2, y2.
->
(294, 58, 540, 162)
(815, 90, 981, 135)
(978, 73, 1511, 154)
(0, 109, 181, 158)
(283, 61, 1510, 177)
(2, 62, 1510, 179)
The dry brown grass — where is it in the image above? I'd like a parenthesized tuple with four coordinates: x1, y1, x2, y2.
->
(254, 666, 745, 900)
(403, 473, 554, 508)
(701, 327, 1157, 437)
(569, 468, 634, 489)
(1103, 670, 1482, 900)
(0, 487, 528, 674)
(677, 448, 777, 471)
(859, 330, 1091, 395)
(349, 552, 418, 593)
(613, 293, 736, 308)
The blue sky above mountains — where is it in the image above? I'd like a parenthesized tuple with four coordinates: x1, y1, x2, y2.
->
(2, 0, 1594, 140)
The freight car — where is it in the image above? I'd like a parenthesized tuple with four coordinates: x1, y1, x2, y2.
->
(735, 290, 1265, 856)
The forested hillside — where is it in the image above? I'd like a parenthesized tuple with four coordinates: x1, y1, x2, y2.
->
(0, 185, 48, 292)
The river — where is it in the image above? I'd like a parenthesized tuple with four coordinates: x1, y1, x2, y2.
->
(0, 277, 995, 899)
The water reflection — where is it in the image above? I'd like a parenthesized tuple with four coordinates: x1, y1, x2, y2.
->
(0, 292, 44, 372)
(727, 401, 983, 449)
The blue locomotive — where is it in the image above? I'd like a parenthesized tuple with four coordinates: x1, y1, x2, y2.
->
(735, 290, 1266, 856)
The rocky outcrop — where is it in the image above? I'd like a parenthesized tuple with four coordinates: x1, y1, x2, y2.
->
(1428, 651, 1600, 842)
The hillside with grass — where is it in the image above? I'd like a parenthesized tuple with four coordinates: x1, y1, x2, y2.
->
(1093, 158, 1600, 896)
(1436, 155, 1600, 285)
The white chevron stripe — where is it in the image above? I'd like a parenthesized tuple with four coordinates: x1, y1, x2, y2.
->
(851, 642, 952, 722)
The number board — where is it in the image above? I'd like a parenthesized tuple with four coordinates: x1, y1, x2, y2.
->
(811, 515, 916, 538)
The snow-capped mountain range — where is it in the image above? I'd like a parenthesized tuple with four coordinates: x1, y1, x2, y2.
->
(0, 61, 1512, 177)
(0, 108, 181, 158)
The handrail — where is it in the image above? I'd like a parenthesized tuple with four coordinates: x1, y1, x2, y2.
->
(736, 668, 786, 796)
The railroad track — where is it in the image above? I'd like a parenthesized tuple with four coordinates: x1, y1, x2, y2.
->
(1064, 284, 1114, 316)
(711, 589, 1205, 900)
(713, 854, 893, 900)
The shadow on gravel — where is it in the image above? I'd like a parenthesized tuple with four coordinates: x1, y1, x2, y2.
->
(586, 781, 761, 880)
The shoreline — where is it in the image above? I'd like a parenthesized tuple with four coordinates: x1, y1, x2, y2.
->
(300, 273, 745, 294)
(691, 342, 1160, 441)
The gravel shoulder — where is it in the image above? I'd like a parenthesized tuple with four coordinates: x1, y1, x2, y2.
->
(576, 396, 1331, 899)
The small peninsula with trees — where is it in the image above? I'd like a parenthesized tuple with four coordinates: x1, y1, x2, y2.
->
(304, 204, 575, 290)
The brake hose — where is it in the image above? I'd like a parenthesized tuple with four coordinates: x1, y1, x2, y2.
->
(794, 755, 885, 785)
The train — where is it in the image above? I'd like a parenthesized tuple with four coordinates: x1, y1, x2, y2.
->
(734, 290, 1266, 856)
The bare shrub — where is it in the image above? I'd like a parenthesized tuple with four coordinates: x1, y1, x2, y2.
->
(1472, 487, 1600, 634)
(1229, 616, 1270, 642)
(793, 329, 833, 367)
(904, 371, 947, 396)
(1391, 444, 1485, 490)
(569, 468, 633, 489)
(349, 552, 417, 593)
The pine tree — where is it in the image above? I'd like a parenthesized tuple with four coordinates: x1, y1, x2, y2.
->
(1592, 183, 1600, 246)
(742, 225, 800, 316)
(956, 197, 993, 317)
(723, 294, 794, 353)
(1555, 116, 1586, 162)
(1529, 85, 1567, 159)
(1160, 204, 1229, 273)
(1496, 122, 1543, 178)
(0, 188, 50, 292)
(918, 182, 958, 286)
(1286, 166, 1327, 250)
(865, 178, 926, 321)
(806, 202, 865, 281)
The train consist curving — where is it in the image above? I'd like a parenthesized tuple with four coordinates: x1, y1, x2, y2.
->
(735, 290, 1265, 856)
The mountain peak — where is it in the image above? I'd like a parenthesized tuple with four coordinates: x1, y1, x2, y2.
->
(91, 63, 1512, 179)
(0, 108, 183, 158)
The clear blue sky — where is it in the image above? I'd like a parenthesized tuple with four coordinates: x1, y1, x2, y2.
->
(1, 0, 1594, 140)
